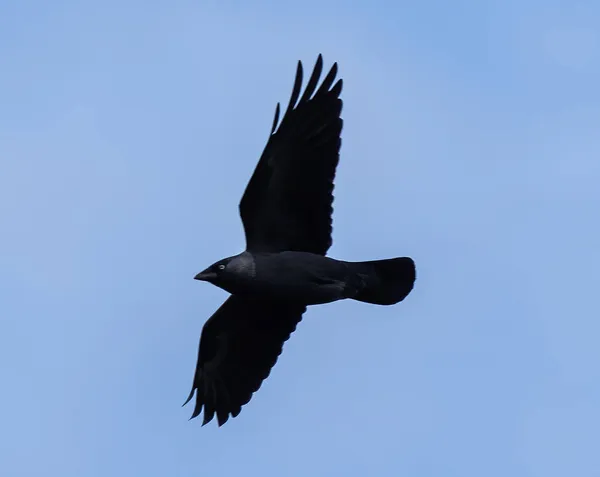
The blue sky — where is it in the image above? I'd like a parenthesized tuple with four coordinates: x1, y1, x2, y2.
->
(1, 1, 599, 475)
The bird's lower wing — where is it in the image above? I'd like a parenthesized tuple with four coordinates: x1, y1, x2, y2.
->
(183, 295, 306, 426)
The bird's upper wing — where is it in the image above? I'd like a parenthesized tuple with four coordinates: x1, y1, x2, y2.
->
(183, 295, 306, 426)
(239, 54, 343, 255)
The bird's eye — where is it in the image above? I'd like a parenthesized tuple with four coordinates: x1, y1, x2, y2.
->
(217, 264, 226, 271)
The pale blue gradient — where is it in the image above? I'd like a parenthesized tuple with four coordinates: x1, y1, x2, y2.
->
(2, 1, 599, 476)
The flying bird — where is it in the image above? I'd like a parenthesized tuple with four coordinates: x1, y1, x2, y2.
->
(184, 55, 416, 426)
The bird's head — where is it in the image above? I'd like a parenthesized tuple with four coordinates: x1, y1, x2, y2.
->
(194, 253, 255, 289)
(193, 258, 233, 284)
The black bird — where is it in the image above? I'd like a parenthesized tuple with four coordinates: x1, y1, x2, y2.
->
(184, 55, 416, 426)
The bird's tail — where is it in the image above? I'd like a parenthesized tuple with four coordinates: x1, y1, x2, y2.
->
(349, 257, 416, 306)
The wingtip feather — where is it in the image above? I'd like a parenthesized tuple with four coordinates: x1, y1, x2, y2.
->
(271, 102, 281, 134)
(317, 62, 338, 95)
(299, 54, 324, 104)
(182, 388, 195, 407)
(284, 60, 304, 117)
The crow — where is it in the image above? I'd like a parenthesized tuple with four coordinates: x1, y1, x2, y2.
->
(183, 55, 416, 426)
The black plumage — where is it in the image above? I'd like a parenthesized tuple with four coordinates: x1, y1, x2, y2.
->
(183, 55, 416, 426)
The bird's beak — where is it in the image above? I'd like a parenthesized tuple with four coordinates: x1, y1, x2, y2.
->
(194, 268, 217, 282)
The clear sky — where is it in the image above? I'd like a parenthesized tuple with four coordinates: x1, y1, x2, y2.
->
(1, 1, 599, 476)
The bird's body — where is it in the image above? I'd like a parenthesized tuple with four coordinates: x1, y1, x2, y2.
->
(212, 251, 351, 305)
(209, 250, 415, 306)
(183, 55, 417, 426)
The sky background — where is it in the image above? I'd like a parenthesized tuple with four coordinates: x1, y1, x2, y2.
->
(1, 1, 600, 476)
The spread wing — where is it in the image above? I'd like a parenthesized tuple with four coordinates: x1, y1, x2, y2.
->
(239, 54, 343, 255)
(183, 296, 306, 426)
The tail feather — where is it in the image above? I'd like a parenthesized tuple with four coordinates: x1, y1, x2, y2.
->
(350, 257, 416, 306)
